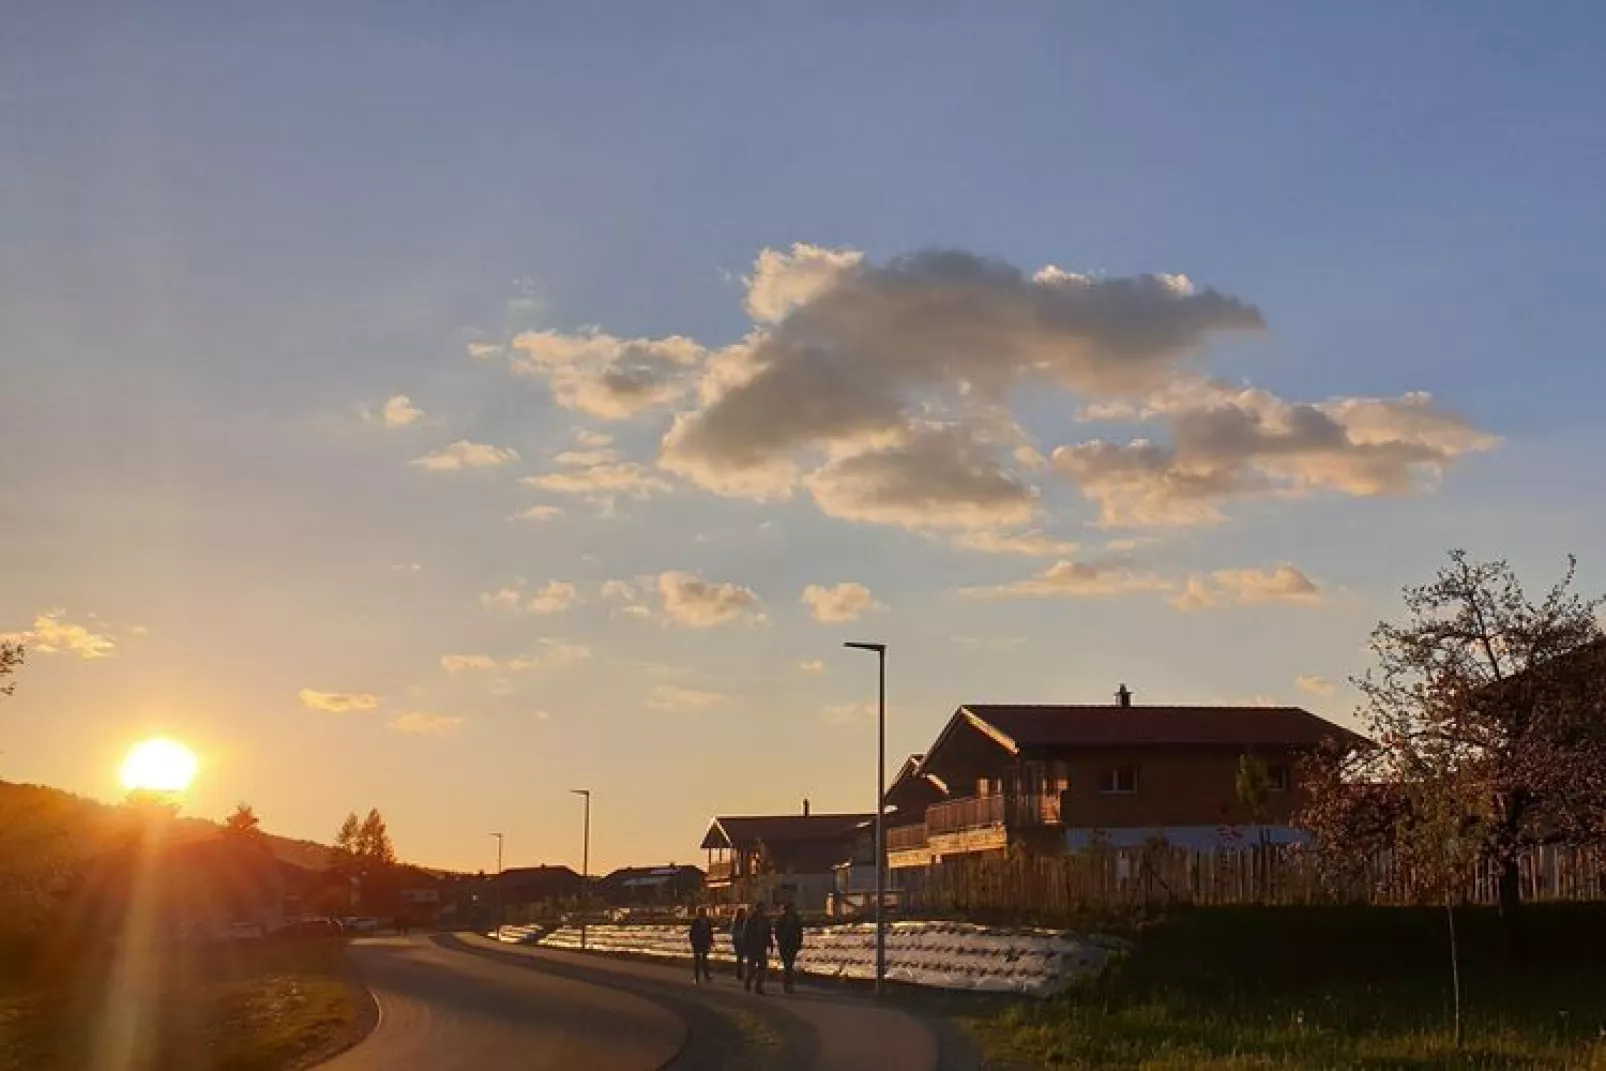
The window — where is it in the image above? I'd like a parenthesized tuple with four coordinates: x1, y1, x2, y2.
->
(1266, 763, 1290, 792)
(1098, 764, 1139, 794)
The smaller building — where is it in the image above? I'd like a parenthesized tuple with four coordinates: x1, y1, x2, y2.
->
(498, 864, 583, 921)
(701, 804, 873, 911)
(599, 865, 704, 908)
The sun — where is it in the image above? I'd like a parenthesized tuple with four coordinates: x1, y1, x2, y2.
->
(119, 738, 199, 793)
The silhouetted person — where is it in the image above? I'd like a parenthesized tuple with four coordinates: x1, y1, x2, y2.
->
(688, 907, 714, 984)
(743, 903, 775, 995)
(775, 903, 804, 993)
(730, 906, 748, 981)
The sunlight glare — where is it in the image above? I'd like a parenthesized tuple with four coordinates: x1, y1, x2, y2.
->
(118, 737, 199, 793)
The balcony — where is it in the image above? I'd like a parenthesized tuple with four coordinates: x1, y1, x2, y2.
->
(887, 823, 928, 852)
(706, 859, 736, 883)
(925, 792, 1063, 836)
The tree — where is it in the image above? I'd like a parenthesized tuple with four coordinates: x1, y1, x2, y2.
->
(332, 811, 361, 872)
(0, 640, 21, 701)
(1302, 551, 1606, 961)
(222, 803, 268, 851)
(356, 808, 396, 867)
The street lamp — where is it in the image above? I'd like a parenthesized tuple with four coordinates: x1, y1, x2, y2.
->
(489, 832, 504, 935)
(843, 640, 887, 996)
(570, 789, 591, 950)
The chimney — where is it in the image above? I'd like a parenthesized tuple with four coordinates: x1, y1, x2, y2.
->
(802, 798, 811, 816)
(1116, 683, 1133, 708)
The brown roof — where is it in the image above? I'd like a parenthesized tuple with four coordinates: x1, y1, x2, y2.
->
(700, 813, 873, 851)
(958, 704, 1369, 750)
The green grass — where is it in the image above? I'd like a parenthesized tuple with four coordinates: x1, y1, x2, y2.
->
(0, 939, 356, 1071)
(960, 904, 1606, 1070)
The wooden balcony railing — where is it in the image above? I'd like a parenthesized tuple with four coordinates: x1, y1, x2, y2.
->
(706, 859, 735, 882)
(925, 792, 1063, 836)
(886, 823, 928, 852)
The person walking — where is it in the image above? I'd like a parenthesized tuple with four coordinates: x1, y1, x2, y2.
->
(688, 907, 714, 984)
(744, 903, 775, 995)
(775, 903, 804, 993)
(729, 906, 748, 983)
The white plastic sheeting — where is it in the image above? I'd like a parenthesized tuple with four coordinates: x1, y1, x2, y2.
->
(493, 920, 1128, 997)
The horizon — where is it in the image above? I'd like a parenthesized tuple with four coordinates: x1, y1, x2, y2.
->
(5, 5, 1605, 874)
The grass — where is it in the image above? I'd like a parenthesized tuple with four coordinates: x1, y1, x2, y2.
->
(719, 1005, 787, 1071)
(959, 904, 1606, 1070)
(0, 938, 356, 1071)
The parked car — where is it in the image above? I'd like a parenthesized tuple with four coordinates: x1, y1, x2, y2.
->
(342, 916, 381, 934)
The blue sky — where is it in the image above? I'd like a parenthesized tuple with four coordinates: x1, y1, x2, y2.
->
(4, 4, 1604, 871)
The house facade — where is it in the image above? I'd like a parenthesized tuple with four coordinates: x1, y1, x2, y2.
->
(701, 806, 873, 910)
(886, 689, 1369, 871)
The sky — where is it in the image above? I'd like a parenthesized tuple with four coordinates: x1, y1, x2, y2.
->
(4, 4, 1605, 873)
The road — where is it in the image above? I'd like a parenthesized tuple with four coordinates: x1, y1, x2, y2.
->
(323, 934, 943, 1071)
(319, 937, 685, 1071)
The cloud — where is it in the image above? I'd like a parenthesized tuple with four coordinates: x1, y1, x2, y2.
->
(522, 458, 670, 500)
(801, 425, 1038, 530)
(533, 709, 552, 721)
(480, 587, 523, 612)
(1296, 674, 1337, 696)
(657, 571, 763, 628)
(1, 612, 117, 660)
(515, 505, 565, 522)
(298, 689, 381, 713)
(509, 329, 705, 419)
(950, 529, 1079, 556)
(365, 394, 424, 428)
(525, 581, 580, 616)
(553, 449, 617, 467)
(573, 429, 614, 449)
(600, 580, 638, 601)
(798, 659, 825, 674)
(958, 557, 1172, 600)
(619, 604, 654, 619)
(822, 700, 884, 724)
(389, 712, 463, 735)
(411, 439, 519, 472)
(1170, 565, 1321, 611)
(646, 684, 730, 712)
(659, 248, 1263, 522)
(466, 340, 503, 359)
(1054, 380, 1498, 526)
(441, 640, 589, 674)
(800, 582, 885, 623)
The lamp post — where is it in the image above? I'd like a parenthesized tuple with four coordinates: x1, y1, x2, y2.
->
(570, 789, 591, 950)
(843, 640, 887, 996)
(489, 832, 504, 934)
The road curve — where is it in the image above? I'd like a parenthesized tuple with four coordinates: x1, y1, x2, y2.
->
(320, 936, 685, 1071)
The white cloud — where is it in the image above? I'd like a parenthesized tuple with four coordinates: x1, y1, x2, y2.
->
(411, 439, 519, 472)
(958, 557, 1172, 600)
(441, 653, 502, 673)
(526, 581, 580, 616)
(659, 248, 1263, 525)
(619, 604, 654, 619)
(950, 529, 1079, 557)
(600, 580, 638, 601)
(298, 689, 381, 713)
(466, 340, 503, 359)
(1055, 380, 1498, 527)
(515, 505, 565, 522)
(800, 582, 885, 623)
(366, 394, 424, 428)
(480, 587, 523, 612)
(522, 460, 670, 499)
(441, 640, 588, 674)
(509, 329, 705, 419)
(646, 684, 730, 712)
(534, 638, 592, 666)
(573, 429, 614, 449)
(1296, 674, 1337, 696)
(657, 571, 763, 628)
(798, 659, 825, 674)
(1170, 565, 1322, 611)
(1, 612, 117, 660)
(389, 712, 463, 735)
(822, 701, 878, 724)
(743, 242, 865, 323)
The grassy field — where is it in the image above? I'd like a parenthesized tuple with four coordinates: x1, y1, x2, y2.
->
(962, 904, 1606, 1070)
(0, 937, 356, 1071)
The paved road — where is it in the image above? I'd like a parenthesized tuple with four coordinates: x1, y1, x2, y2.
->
(454, 935, 941, 1071)
(321, 937, 685, 1071)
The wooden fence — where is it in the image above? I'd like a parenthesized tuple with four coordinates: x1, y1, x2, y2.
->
(904, 843, 1606, 917)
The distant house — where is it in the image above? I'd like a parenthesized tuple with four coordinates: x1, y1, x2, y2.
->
(886, 687, 1370, 872)
(498, 864, 582, 915)
(701, 804, 873, 911)
(598, 865, 704, 908)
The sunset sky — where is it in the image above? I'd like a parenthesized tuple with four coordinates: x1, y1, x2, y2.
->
(5, 5, 1605, 873)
